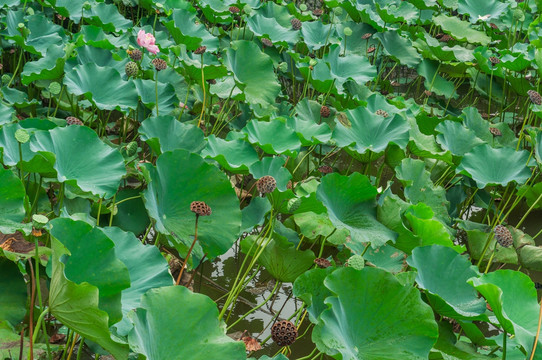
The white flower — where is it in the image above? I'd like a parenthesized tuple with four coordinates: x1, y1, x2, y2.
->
(478, 14, 491, 21)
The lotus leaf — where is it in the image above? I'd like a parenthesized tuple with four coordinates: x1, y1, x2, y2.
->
(139, 115, 205, 155)
(0, 258, 27, 326)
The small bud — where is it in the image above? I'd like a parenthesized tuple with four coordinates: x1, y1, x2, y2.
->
(343, 27, 352, 36)
(14, 129, 30, 144)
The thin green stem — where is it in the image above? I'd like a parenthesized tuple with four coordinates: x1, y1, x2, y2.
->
(226, 280, 280, 330)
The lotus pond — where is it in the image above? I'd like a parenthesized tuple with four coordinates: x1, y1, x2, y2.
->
(3, 0, 542, 359)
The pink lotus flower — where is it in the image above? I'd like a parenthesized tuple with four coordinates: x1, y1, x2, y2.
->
(137, 30, 159, 55)
(179, 102, 189, 109)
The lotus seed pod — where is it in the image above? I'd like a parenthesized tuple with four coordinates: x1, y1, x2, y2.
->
(494, 225, 513, 248)
(125, 61, 139, 77)
(286, 197, 301, 213)
(49, 81, 61, 95)
(361, 33, 372, 40)
(513, 8, 525, 21)
(347, 254, 365, 270)
(14, 129, 30, 144)
(312, 8, 323, 16)
(126, 141, 138, 156)
(343, 27, 352, 36)
(66, 116, 83, 126)
(314, 258, 331, 268)
(128, 49, 142, 61)
(32, 214, 49, 230)
(375, 109, 389, 117)
(229, 5, 240, 13)
(439, 34, 453, 42)
(291, 18, 302, 30)
(367, 45, 376, 53)
(190, 201, 212, 216)
(151, 58, 167, 71)
(318, 165, 333, 174)
(489, 56, 500, 65)
(320, 105, 331, 118)
(194, 46, 207, 55)
(489, 127, 502, 137)
(528, 90, 542, 105)
(256, 175, 276, 194)
(299, 4, 307, 11)
(271, 320, 298, 346)
(261, 38, 273, 47)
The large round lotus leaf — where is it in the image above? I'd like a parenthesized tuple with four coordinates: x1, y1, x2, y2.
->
(374, 30, 422, 68)
(30, 126, 125, 198)
(133, 79, 180, 116)
(432, 14, 491, 45)
(201, 135, 259, 173)
(247, 14, 299, 46)
(408, 245, 486, 319)
(317, 173, 396, 250)
(458, 0, 510, 23)
(0, 167, 26, 225)
(164, 9, 219, 51)
(457, 144, 532, 188)
(101, 227, 173, 335)
(64, 63, 138, 111)
(313, 267, 438, 359)
(242, 118, 301, 157)
(362, 242, 406, 273)
(5, 13, 64, 56)
(249, 156, 292, 191)
(110, 188, 150, 236)
(85, 2, 132, 32)
(0, 258, 27, 326)
(49, 236, 129, 359)
(417, 59, 457, 98)
(241, 197, 272, 233)
(286, 115, 332, 146)
(322, 45, 376, 94)
(65, 45, 125, 74)
(21, 44, 66, 85)
(128, 286, 246, 360)
(294, 211, 335, 241)
(223, 40, 281, 108)
(435, 120, 485, 156)
(302, 21, 339, 51)
(241, 232, 315, 282)
(142, 149, 241, 259)
(332, 106, 410, 154)
(470, 270, 542, 359)
(139, 115, 205, 155)
(293, 267, 335, 323)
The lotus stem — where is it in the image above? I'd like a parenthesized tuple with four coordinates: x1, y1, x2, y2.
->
(155, 69, 159, 116)
(197, 54, 205, 130)
(529, 300, 542, 360)
(176, 214, 199, 285)
(502, 330, 507, 360)
(227, 280, 280, 330)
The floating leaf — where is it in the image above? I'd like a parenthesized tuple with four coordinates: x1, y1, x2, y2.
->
(139, 115, 205, 155)
(433, 14, 491, 45)
(242, 118, 301, 157)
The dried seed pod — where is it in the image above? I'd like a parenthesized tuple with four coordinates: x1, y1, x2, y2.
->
(314, 258, 331, 268)
(318, 165, 333, 174)
(261, 38, 273, 47)
(367, 45, 376, 53)
(128, 49, 142, 61)
(439, 34, 453, 42)
(256, 175, 276, 194)
(494, 225, 513, 248)
(151, 58, 167, 71)
(271, 320, 298, 346)
(528, 90, 542, 105)
(489, 56, 500, 65)
(375, 109, 389, 117)
(194, 46, 207, 55)
(125, 61, 138, 77)
(66, 116, 83, 126)
(489, 127, 502, 137)
(312, 8, 323, 16)
(361, 33, 372, 40)
(229, 6, 240, 13)
(190, 201, 212, 216)
(320, 105, 330, 118)
(291, 18, 302, 30)
(286, 197, 301, 213)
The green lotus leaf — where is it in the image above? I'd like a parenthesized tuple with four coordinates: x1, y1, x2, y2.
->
(21, 44, 65, 85)
(457, 144, 531, 188)
(49, 236, 129, 359)
(65, 45, 125, 75)
(535, 130, 542, 166)
(249, 156, 292, 191)
(64, 63, 138, 111)
(317, 172, 397, 250)
(0, 102, 15, 125)
(142, 149, 241, 259)
(224, 40, 281, 108)
(293, 267, 335, 322)
(178, 47, 228, 81)
(433, 14, 491, 45)
(258, 1, 293, 27)
(408, 117, 453, 163)
(110, 188, 151, 236)
(241, 197, 272, 233)
(332, 106, 410, 154)
(376, 0, 419, 24)
(0, 167, 27, 228)
(1, 86, 40, 108)
(249, 355, 289, 360)
(209, 76, 243, 99)
(374, 30, 422, 68)
(465, 228, 518, 264)
(86, 2, 132, 32)
(313, 267, 438, 359)
(302, 21, 339, 51)
(0, 321, 51, 359)
(139, 115, 205, 155)
(5, 13, 64, 56)
(435, 120, 485, 156)
(458, 0, 510, 23)
(322, 44, 376, 94)
(242, 118, 301, 157)
(408, 245, 486, 319)
(414, 33, 475, 62)
(247, 13, 299, 46)
(49, 0, 90, 21)
(518, 245, 542, 272)
(432, 321, 495, 360)
(165, 9, 219, 51)
(202, 135, 259, 173)
(460, 107, 493, 143)
(80, 25, 130, 50)
(519, 182, 542, 210)
(241, 232, 315, 282)
(128, 286, 246, 360)
(362, 242, 406, 273)
(0, 258, 27, 326)
(294, 211, 335, 241)
(289, 98, 332, 145)
(469, 270, 542, 358)
(417, 59, 458, 98)
(133, 79, 180, 116)
(395, 158, 450, 221)
(30, 126, 126, 198)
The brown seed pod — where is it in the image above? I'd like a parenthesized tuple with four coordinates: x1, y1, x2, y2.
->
(312, 8, 323, 16)
(489, 127, 502, 137)
(314, 258, 331, 268)
(318, 165, 333, 174)
(291, 18, 302, 30)
(271, 320, 298, 346)
(261, 38, 273, 47)
(489, 56, 500, 65)
(190, 201, 212, 216)
(229, 6, 240, 13)
(66, 116, 83, 126)
(494, 225, 513, 248)
(151, 58, 167, 71)
(128, 49, 142, 61)
(194, 46, 207, 55)
(256, 175, 276, 194)
(320, 105, 330, 118)
(361, 33, 372, 40)
(439, 34, 453, 42)
(375, 109, 389, 117)
(367, 45, 376, 53)
(528, 90, 542, 105)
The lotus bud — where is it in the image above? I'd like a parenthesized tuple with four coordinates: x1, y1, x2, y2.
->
(309, 58, 317, 67)
(299, 4, 307, 11)
(14, 129, 30, 144)
(278, 62, 288, 72)
(83, 1, 92, 10)
(244, 5, 252, 14)
(343, 27, 352, 36)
